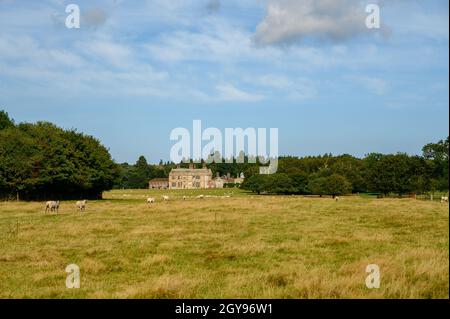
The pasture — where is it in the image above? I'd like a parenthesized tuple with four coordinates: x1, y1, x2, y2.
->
(0, 189, 448, 298)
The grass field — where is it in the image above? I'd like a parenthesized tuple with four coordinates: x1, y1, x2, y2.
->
(0, 189, 448, 299)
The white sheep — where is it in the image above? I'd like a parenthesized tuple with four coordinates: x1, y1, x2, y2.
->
(76, 200, 87, 211)
(45, 201, 60, 213)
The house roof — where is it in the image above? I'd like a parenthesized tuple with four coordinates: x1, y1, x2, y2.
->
(170, 168, 211, 173)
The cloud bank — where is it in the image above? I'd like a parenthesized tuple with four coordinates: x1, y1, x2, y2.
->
(254, 0, 373, 45)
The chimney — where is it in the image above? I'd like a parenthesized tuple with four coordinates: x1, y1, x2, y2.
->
(227, 173, 230, 180)
(216, 172, 220, 178)
(189, 163, 194, 170)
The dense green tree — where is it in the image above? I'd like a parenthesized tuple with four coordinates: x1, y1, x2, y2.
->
(422, 137, 449, 191)
(263, 173, 296, 194)
(133, 155, 152, 188)
(0, 110, 14, 130)
(289, 172, 309, 194)
(0, 119, 119, 200)
(365, 153, 421, 196)
(307, 173, 351, 196)
(307, 175, 328, 196)
(323, 174, 352, 196)
(241, 174, 266, 195)
(3, 109, 446, 198)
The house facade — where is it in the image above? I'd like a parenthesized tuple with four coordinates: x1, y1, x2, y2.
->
(213, 172, 245, 188)
(149, 178, 169, 189)
(169, 164, 214, 189)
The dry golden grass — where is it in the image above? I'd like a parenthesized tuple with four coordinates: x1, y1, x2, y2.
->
(0, 189, 448, 299)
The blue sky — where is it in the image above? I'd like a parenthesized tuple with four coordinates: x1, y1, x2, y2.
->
(0, 0, 448, 163)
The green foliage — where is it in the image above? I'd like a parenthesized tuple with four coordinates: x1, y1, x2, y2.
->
(422, 137, 449, 192)
(262, 173, 296, 194)
(364, 153, 430, 196)
(241, 174, 266, 195)
(0, 118, 119, 200)
(322, 173, 352, 196)
(306, 175, 328, 196)
(289, 172, 309, 194)
(0, 110, 14, 130)
(1, 108, 446, 198)
(242, 138, 448, 196)
(114, 157, 172, 189)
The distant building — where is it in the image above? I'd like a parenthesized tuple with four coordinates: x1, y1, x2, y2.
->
(213, 172, 245, 188)
(149, 178, 169, 189)
(169, 164, 214, 189)
(214, 175, 226, 188)
(233, 172, 245, 185)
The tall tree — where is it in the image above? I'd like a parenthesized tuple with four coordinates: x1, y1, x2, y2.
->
(0, 120, 119, 200)
(0, 110, 14, 130)
(422, 137, 449, 191)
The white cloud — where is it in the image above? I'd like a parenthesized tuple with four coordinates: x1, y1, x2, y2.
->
(254, 0, 371, 45)
(0, 0, 446, 108)
(145, 19, 283, 64)
(363, 77, 388, 95)
(215, 84, 265, 102)
(250, 75, 317, 100)
(77, 40, 132, 68)
(0, 33, 170, 99)
(348, 75, 388, 95)
(257, 74, 293, 89)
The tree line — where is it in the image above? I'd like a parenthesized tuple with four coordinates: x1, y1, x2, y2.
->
(114, 154, 256, 189)
(1, 110, 448, 199)
(0, 111, 118, 200)
(241, 142, 449, 196)
(116, 139, 448, 197)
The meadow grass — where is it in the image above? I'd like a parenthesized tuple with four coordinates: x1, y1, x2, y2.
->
(0, 189, 448, 298)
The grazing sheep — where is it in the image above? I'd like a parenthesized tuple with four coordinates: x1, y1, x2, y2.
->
(335, 196, 340, 202)
(196, 195, 204, 199)
(441, 196, 449, 203)
(183, 196, 187, 200)
(147, 197, 155, 204)
(76, 200, 87, 211)
(45, 201, 60, 213)
(162, 195, 169, 201)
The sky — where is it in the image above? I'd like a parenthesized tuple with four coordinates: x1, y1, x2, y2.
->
(0, 0, 448, 164)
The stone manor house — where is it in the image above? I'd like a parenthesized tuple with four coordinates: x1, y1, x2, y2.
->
(148, 164, 244, 189)
(169, 164, 213, 189)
